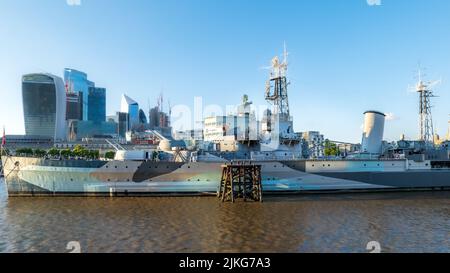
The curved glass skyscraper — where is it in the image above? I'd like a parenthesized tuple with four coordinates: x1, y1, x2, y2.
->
(121, 94, 139, 130)
(22, 73, 67, 140)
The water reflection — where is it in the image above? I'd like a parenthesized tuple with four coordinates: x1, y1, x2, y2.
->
(0, 180, 449, 253)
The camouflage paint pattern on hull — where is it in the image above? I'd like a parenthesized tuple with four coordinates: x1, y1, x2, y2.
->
(2, 157, 450, 196)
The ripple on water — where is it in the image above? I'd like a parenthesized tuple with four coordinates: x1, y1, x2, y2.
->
(0, 181, 449, 253)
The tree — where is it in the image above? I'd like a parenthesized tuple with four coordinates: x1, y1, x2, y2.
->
(105, 151, 116, 160)
(16, 148, 33, 156)
(73, 145, 86, 157)
(324, 139, 339, 157)
(48, 148, 60, 157)
(33, 149, 47, 157)
(60, 149, 73, 158)
(89, 150, 100, 160)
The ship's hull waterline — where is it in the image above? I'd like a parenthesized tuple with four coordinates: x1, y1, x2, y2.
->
(2, 157, 450, 197)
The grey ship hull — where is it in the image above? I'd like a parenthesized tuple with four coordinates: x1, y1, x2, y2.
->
(2, 157, 450, 197)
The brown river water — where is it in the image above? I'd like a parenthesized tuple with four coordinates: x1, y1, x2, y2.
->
(0, 179, 449, 253)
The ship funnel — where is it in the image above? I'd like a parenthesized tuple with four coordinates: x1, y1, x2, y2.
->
(361, 111, 386, 154)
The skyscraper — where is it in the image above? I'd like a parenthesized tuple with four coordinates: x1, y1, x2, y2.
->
(88, 87, 106, 123)
(120, 94, 139, 130)
(116, 112, 129, 137)
(22, 73, 67, 140)
(139, 109, 148, 124)
(64, 68, 95, 121)
(66, 92, 82, 120)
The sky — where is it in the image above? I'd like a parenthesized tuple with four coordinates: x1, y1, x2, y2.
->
(0, 0, 449, 143)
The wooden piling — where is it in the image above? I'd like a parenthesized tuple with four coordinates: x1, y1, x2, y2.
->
(218, 162, 262, 202)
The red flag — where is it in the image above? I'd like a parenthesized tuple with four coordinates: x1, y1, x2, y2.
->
(2, 127, 5, 146)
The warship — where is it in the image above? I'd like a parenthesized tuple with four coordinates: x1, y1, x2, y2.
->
(2, 49, 450, 197)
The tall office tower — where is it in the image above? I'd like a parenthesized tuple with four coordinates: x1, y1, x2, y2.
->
(22, 73, 67, 140)
(88, 87, 106, 123)
(149, 106, 160, 129)
(116, 112, 129, 137)
(64, 68, 95, 121)
(120, 94, 139, 130)
(66, 92, 82, 120)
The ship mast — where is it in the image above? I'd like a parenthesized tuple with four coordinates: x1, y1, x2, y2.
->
(265, 43, 291, 121)
(414, 68, 440, 145)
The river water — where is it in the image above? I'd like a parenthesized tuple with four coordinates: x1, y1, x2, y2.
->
(0, 179, 449, 253)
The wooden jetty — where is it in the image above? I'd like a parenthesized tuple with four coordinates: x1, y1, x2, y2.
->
(218, 162, 263, 202)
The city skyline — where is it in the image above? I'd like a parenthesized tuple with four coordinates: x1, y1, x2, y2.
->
(1, 0, 450, 143)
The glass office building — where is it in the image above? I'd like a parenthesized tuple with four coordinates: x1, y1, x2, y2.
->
(67, 120, 117, 140)
(66, 92, 82, 120)
(139, 109, 148, 124)
(117, 112, 129, 137)
(22, 73, 67, 140)
(88, 87, 106, 123)
(64, 68, 95, 121)
(120, 94, 139, 130)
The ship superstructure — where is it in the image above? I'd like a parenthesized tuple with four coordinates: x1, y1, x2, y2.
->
(260, 45, 301, 154)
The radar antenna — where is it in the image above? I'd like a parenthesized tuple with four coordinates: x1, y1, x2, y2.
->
(412, 67, 441, 145)
(265, 43, 291, 120)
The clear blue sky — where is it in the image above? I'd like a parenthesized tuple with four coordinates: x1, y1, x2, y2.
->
(1, 0, 449, 143)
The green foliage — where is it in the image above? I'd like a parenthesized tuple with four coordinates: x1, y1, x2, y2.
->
(33, 149, 47, 157)
(73, 145, 87, 157)
(105, 151, 116, 160)
(89, 150, 100, 160)
(14, 146, 99, 160)
(15, 148, 34, 156)
(324, 139, 340, 157)
(60, 149, 74, 158)
(47, 148, 60, 157)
